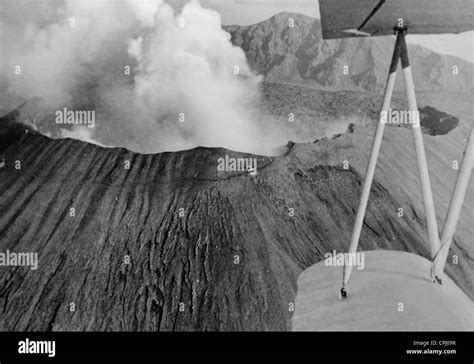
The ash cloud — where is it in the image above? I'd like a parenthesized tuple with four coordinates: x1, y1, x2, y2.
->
(1, 0, 273, 154)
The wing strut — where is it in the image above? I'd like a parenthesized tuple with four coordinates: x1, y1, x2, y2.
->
(357, 0, 386, 31)
(341, 26, 441, 298)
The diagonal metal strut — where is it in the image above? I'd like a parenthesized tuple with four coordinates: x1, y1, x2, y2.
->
(357, 0, 386, 31)
(341, 27, 442, 297)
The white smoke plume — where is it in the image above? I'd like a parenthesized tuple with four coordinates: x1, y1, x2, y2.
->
(1, 0, 271, 154)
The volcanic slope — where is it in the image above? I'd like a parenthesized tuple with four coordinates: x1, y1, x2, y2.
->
(0, 105, 472, 331)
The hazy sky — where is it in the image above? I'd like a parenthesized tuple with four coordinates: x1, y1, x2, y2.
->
(199, 0, 473, 63)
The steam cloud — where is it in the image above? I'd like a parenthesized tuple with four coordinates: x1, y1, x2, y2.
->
(1, 0, 272, 154)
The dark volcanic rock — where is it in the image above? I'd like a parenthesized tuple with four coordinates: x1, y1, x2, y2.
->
(0, 108, 472, 331)
(420, 106, 460, 136)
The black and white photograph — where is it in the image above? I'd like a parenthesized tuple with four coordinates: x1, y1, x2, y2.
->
(0, 0, 473, 359)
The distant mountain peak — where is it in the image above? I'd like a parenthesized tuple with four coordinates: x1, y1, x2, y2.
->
(225, 15, 473, 93)
(267, 11, 318, 22)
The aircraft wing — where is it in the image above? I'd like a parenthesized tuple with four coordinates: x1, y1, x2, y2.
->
(319, 0, 474, 39)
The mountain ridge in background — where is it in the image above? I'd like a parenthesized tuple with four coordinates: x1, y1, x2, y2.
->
(225, 12, 473, 93)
